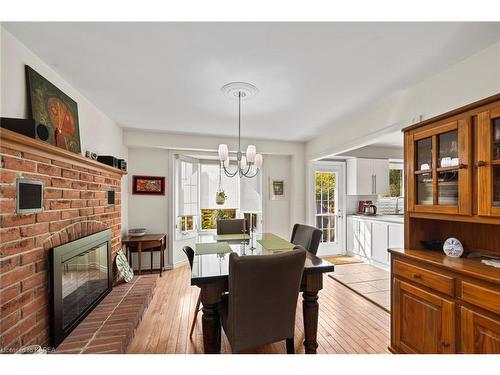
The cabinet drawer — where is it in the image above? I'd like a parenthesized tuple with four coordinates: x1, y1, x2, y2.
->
(393, 259, 454, 296)
(461, 282, 500, 315)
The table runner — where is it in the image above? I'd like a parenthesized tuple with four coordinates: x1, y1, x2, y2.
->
(213, 233, 250, 241)
(195, 242, 232, 255)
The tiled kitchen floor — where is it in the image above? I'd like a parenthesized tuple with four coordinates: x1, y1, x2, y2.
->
(328, 263, 391, 311)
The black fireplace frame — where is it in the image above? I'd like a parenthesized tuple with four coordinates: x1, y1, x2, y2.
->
(49, 229, 113, 347)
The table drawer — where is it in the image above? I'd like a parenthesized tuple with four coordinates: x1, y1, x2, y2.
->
(393, 259, 454, 296)
(461, 281, 500, 315)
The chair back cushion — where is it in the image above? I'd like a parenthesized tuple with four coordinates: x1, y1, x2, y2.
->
(216, 218, 247, 235)
(182, 246, 195, 269)
(290, 223, 322, 255)
(226, 248, 306, 352)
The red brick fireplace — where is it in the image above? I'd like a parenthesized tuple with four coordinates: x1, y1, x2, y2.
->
(0, 129, 125, 351)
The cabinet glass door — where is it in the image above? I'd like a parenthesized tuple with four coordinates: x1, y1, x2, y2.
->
(415, 137, 433, 206)
(494, 119, 500, 207)
(477, 106, 500, 216)
(409, 119, 471, 215)
(437, 130, 459, 206)
(494, 166, 500, 207)
(417, 137, 432, 172)
(494, 118, 500, 160)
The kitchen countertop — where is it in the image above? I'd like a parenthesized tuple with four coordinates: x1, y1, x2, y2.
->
(349, 214, 405, 224)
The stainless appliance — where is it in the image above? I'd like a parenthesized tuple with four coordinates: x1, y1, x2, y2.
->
(362, 202, 377, 215)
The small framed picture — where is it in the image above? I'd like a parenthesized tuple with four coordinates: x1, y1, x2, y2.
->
(270, 178, 285, 200)
(132, 176, 166, 195)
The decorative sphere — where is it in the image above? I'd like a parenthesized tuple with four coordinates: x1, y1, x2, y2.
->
(443, 237, 464, 258)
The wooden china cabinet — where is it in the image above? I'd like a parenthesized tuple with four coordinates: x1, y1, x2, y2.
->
(390, 94, 500, 354)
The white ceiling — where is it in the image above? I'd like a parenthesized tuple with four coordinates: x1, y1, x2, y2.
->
(4, 22, 500, 141)
(370, 131, 404, 148)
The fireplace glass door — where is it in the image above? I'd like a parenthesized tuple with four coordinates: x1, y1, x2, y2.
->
(51, 229, 112, 347)
(61, 242, 109, 330)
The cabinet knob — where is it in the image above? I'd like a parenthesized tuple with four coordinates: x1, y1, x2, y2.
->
(413, 273, 422, 279)
(441, 341, 451, 348)
(476, 161, 487, 167)
(458, 163, 467, 169)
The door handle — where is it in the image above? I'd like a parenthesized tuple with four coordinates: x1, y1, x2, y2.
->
(476, 161, 487, 167)
(374, 175, 377, 193)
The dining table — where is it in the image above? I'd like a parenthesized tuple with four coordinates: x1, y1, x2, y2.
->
(190, 232, 335, 354)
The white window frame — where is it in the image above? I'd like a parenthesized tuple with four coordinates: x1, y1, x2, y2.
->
(174, 155, 200, 240)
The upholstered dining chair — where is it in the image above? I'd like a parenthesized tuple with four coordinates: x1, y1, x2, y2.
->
(290, 223, 322, 255)
(182, 246, 201, 338)
(218, 248, 307, 353)
(216, 218, 248, 235)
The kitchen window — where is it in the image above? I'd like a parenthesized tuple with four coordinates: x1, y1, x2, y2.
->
(389, 162, 404, 197)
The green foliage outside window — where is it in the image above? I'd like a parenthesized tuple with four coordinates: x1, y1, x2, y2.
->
(201, 209, 236, 230)
(389, 169, 402, 197)
(315, 172, 336, 214)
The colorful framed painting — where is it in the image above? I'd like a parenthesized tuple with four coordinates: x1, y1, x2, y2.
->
(25, 65, 82, 154)
(132, 176, 166, 195)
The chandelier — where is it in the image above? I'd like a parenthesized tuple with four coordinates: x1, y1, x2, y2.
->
(218, 82, 263, 178)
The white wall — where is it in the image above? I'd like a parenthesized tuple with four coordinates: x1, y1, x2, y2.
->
(0, 28, 129, 233)
(262, 155, 291, 239)
(306, 41, 500, 160)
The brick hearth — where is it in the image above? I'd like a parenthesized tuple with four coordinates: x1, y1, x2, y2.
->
(55, 275, 157, 354)
(0, 129, 126, 351)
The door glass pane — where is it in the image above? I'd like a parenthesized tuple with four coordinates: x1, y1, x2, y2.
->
(417, 172, 433, 205)
(494, 166, 500, 206)
(315, 172, 336, 243)
(438, 130, 459, 167)
(438, 171, 458, 206)
(416, 137, 432, 171)
(493, 118, 500, 160)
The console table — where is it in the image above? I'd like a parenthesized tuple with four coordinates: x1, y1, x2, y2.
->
(122, 234, 167, 276)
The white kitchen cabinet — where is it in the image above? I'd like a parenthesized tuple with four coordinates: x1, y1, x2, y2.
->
(372, 159, 390, 195)
(346, 158, 389, 195)
(347, 216, 354, 253)
(371, 221, 388, 264)
(388, 223, 404, 249)
(350, 217, 372, 259)
(347, 215, 404, 268)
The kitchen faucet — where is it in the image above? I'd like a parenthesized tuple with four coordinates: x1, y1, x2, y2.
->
(395, 196, 404, 214)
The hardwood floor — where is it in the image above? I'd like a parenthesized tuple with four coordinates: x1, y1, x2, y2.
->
(329, 263, 391, 311)
(127, 265, 391, 354)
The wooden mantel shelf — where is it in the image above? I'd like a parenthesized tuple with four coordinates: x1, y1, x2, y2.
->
(0, 128, 127, 176)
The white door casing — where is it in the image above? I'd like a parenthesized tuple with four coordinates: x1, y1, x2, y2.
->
(308, 161, 346, 256)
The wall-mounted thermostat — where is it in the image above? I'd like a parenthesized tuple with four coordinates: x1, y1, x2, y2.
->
(16, 178, 44, 214)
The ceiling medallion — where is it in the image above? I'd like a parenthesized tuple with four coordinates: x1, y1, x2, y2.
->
(218, 82, 262, 178)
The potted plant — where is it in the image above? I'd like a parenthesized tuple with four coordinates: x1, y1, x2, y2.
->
(215, 191, 228, 205)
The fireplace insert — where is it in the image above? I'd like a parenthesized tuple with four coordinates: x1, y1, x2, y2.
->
(50, 229, 113, 347)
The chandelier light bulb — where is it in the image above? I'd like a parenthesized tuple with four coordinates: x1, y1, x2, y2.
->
(240, 155, 248, 170)
(254, 154, 263, 169)
(246, 145, 256, 163)
(218, 144, 229, 161)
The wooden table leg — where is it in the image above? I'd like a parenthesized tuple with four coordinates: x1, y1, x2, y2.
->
(160, 240, 164, 277)
(302, 273, 323, 354)
(150, 250, 153, 273)
(199, 283, 224, 354)
(138, 242, 142, 275)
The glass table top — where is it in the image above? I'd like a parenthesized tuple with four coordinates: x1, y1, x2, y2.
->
(191, 233, 335, 285)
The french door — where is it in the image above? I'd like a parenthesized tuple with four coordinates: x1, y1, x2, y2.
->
(310, 162, 345, 255)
